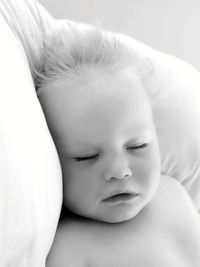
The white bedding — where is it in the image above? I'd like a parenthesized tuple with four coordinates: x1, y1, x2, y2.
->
(1, 0, 200, 266)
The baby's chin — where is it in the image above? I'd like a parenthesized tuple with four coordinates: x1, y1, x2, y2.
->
(81, 204, 147, 224)
(98, 209, 144, 224)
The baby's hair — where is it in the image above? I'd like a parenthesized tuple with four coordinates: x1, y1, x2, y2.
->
(34, 26, 153, 94)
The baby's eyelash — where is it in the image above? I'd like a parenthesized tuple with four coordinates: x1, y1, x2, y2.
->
(73, 154, 99, 162)
(127, 143, 148, 150)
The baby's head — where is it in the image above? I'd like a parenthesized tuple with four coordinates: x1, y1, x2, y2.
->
(36, 28, 161, 223)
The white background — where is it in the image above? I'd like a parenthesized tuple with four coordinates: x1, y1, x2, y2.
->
(39, 0, 200, 71)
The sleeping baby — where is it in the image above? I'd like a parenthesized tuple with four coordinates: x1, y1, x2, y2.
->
(35, 27, 200, 266)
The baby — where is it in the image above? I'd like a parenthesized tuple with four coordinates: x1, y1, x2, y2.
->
(35, 28, 200, 266)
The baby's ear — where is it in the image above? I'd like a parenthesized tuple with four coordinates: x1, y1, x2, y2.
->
(128, 48, 154, 79)
(140, 56, 154, 77)
(135, 56, 160, 100)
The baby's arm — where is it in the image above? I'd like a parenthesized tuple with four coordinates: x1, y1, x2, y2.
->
(160, 176, 200, 260)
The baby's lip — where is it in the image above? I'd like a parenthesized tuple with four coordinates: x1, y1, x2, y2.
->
(102, 190, 139, 204)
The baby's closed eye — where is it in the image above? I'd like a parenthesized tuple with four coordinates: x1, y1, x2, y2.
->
(73, 154, 99, 162)
(126, 143, 149, 150)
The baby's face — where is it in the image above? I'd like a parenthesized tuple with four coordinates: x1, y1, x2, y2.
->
(39, 70, 161, 223)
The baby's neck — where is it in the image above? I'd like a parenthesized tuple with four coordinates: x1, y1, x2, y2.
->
(59, 201, 152, 234)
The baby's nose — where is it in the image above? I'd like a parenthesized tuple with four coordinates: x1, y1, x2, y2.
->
(104, 159, 133, 182)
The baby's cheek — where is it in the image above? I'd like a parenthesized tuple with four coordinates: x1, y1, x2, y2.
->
(62, 165, 93, 197)
(134, 149, 160, 186)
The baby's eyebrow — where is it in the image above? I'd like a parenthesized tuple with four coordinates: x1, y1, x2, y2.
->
(68, 140, 95, 148)
(128, 133, 153, 142)
(66, 141, 98, 154)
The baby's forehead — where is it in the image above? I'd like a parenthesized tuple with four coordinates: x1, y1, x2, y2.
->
(39, 63, 146, 98)
(38, 66, 153, 130)
(70, 68, 147, 102)
(58, 86, 153, 137)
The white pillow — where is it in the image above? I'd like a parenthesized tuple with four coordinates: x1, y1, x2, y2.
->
(0, 1, 62, 266)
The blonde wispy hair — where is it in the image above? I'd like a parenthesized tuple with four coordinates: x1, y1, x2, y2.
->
(34, 26, 153, 93)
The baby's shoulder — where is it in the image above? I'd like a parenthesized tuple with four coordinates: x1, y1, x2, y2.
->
(156, 175, 200, 231)
(46, 218, 92, 267)
(158, 175, 198, 212)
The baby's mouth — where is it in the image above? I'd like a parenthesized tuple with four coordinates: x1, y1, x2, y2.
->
(102, 192, 139, 205)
